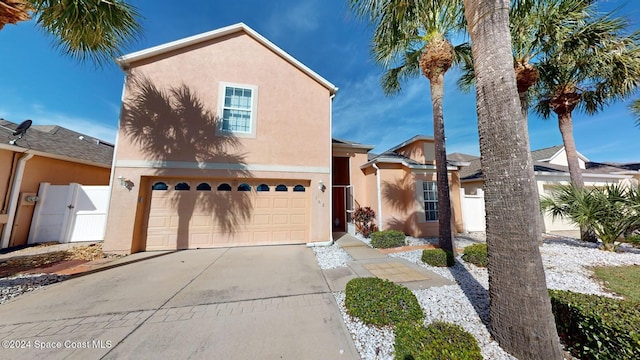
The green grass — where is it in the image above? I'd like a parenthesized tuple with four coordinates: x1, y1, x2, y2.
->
(592, 265, 640, 302)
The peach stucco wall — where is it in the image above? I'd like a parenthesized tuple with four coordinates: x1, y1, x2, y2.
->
(395, 139, 436, 165)
(105, 30, 333, 253)
(360, 162, 463, 238)
(1, 151, 110, 247)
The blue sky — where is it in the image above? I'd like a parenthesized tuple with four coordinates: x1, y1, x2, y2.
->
(1, 0, 639, 163)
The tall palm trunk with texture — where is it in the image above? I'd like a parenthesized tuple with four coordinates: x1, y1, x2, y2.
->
(421, 35, 454, 254)
(462, 0, 562, 358)
(551, 92, 584, 188)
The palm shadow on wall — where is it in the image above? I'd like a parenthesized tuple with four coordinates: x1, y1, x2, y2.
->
(382, 174, 418, 234)
(122, 74, 252, 249)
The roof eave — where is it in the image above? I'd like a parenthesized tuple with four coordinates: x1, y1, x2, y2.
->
(117, 23, 338, 94)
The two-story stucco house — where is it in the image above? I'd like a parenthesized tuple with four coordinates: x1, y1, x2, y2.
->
(103, 23, 338, 253)
(104, 23, 467, 254)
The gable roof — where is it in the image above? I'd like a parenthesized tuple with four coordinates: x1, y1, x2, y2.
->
(117, 23, 338, 95)
(447, 152, 479, 163)
(0, 119, 113, 167)
(531, 145, 564, 162)
(386, 135, 434, 153)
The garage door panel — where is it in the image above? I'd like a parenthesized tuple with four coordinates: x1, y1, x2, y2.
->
(291, 214, 306, 225)
(253, 214, 270, 225)
(272, 214, 288, 225)
(146, 179, 310, 250)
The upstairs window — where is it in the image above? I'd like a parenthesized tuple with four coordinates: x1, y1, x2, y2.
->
(219, 83, 258, 137)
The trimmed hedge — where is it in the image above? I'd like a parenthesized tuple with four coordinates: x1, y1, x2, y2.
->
(462, 243, 487, 267)
(421, 248, 455, 267)
(344, 277, 423, 327)
(549, 290, 640, 359)
(370, 230, 406, 249)
(394, 321, 483, 360)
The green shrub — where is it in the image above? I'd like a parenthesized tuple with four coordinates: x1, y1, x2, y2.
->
(549, 290, 640, 359)
(462, 243, 487, 267)
(421, 248, 455, 267)
(344, 277, 423, 327)
(370, 230, 406, 249)
(394, 321, 483, 360)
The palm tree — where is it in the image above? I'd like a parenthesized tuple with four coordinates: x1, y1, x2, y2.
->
(462, 0, 562, 358)
(541, 183, 640, 251)
(0, 0, 141, 66)
(348, 0, 469, 254)
(533, 8, 640, 188)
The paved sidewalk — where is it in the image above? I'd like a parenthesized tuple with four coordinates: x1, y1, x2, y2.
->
(322, 233, 455, 291)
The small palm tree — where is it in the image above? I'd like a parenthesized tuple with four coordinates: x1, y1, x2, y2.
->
(0, 0, 141, 66)
(541, 183, 640, 251)
(533, 8, 640, 188)
(349, 0, 469, 254)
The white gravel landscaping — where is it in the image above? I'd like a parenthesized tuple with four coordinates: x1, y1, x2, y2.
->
(0, 273, 68, 305)
(314, 233, 640, 360)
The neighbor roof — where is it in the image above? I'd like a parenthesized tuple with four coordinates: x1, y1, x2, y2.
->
(0, 119, 113, 167)
(332, 138, 375, 150)
(456, 147, 632, 181)
(117, 23, 338, 95)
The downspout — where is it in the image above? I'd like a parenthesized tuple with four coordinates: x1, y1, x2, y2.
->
(1, 152, 34, 248)
(372, 162, 383, 229)
(307, 92, 337, 247)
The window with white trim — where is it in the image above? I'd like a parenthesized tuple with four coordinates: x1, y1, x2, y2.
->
(218, 83, 258, 137)
(423, 181, 438, 221)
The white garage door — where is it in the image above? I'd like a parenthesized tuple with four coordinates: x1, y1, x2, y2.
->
(145, 179, 310, 250)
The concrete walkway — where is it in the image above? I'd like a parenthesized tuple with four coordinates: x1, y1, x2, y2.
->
(322, 233, 455, 292)
(0, 246, 359, 360)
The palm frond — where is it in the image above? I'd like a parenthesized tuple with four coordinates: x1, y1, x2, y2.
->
(29, 0, 142, 66)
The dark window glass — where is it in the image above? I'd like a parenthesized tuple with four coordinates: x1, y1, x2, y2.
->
(196, 183, 211, 191)
(256, 184, 270, 192)
(275, 184, 288, 192)
(238, 183, 251, 191)
(217, 183, 232, 191)
(152, 182, 168, 190)
(293, 185, 305, 192)
(175, 182, 190, 191)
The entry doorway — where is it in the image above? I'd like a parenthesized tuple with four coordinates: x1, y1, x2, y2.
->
(332, 185, 354, 233)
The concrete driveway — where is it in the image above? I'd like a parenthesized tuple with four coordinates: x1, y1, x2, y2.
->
(0, 245, 359, 359)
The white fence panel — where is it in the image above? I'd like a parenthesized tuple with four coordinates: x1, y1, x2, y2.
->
(460, 188, 486, 232)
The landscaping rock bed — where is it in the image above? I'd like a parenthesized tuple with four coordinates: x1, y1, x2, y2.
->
(314, 233, 640, 360)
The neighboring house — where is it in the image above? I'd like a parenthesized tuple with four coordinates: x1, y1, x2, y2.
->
(332, 135, 466, 239)
(103, 23, 338, 253)
(0, 119, 112, 248)
(454, 145, 638, 234)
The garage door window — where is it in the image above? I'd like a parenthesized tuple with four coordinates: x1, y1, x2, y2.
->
(197, 183, 211, 191)
(175, 182, 190, 191)
(256, 184, 270, 192)
(217, 183, 232, 191)
(152, 182, 168, 191)
(238, 183, 251, 191)
(275, 184, 288, 192)
(293, 185, 305, 192)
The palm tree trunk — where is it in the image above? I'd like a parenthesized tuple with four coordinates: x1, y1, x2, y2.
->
(430, 75, 454, 254)
(557, 111, 585, 188)
(463, 0, 562, 358)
